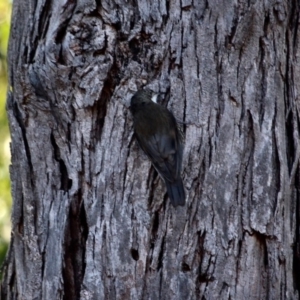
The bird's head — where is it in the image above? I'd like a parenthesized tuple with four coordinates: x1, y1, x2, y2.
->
(130, 89, 153, 106)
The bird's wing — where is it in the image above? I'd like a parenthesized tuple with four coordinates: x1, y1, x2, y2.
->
(136, 131, 181, 183)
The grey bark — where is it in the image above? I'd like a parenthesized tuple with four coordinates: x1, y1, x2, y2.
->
(1, 0, 300, 299)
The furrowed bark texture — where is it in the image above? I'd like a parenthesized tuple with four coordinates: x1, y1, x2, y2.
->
(1, 0, 300, 299)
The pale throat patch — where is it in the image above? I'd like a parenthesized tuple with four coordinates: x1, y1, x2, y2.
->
(151, 94, 158, 103)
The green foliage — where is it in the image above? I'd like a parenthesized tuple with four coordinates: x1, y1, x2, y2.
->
(0, 0, 12, 268)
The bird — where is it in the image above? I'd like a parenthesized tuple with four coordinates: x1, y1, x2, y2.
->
(130, 89, 185, 207)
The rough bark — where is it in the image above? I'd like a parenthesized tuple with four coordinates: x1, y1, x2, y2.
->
(1, 0, 300, 299)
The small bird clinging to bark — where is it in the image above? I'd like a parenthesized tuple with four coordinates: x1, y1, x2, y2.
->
(130, 89, 185, 207)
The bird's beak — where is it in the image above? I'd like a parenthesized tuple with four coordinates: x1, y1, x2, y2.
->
(151, 93, 158, 103)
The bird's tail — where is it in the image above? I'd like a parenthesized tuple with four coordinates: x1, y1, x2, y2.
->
(165, 178, 185, 207)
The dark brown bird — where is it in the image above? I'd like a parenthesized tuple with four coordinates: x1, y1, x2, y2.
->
(130, 89, 185, 207)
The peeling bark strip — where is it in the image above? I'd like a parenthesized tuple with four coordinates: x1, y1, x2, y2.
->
(1, 0, 300, 299)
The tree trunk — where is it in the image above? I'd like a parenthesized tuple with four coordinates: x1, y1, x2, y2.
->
(1, 0, 300, 299)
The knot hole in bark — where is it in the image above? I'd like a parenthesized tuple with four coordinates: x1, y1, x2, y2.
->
(131, 249, 139, 261)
